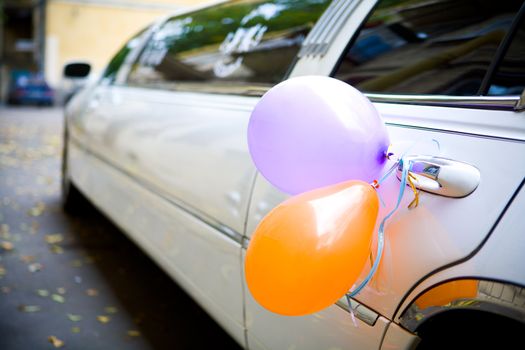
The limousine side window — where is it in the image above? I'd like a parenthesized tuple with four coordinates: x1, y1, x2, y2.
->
(127, 0, 330, 94)
(333, 0, 523, 96)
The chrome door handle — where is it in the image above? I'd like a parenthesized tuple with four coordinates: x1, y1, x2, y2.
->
(396, 155, 480, 198)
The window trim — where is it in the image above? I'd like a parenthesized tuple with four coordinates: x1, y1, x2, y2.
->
(365, 93, 520, 111)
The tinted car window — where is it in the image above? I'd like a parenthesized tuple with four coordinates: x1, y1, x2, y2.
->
(333, 0, 522, 96)
(127, 0, 330, 93)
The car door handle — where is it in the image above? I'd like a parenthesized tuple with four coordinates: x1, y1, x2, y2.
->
(396, 155, 481, 198)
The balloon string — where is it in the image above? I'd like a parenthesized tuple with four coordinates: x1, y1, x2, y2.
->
(348, 158, 413, 297)
(371, 159, 400, 207)
(407, 173, 420, 209)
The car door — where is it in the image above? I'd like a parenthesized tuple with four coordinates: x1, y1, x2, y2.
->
(68, 0, 332, 346)
(244, 0, 525, 348)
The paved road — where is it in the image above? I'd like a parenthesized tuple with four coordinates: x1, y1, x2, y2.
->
(0, 107, 242, 349)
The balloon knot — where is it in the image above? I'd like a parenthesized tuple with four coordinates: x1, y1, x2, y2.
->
(385, 144, 394, 160)
(371, 180, 380, 189)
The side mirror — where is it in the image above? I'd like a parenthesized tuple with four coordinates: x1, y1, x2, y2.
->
(63, 62, 91, 78)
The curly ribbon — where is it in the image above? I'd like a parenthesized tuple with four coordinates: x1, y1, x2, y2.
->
(407, 173, 420, 209)
(347, 157, 414, 298)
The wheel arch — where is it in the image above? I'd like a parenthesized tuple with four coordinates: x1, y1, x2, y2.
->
(398, 278, 525, 348)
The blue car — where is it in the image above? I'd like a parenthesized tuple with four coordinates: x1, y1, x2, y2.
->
(8, 71, 54, 106)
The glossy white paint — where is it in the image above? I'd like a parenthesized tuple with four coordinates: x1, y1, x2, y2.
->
(68, 139, 246, 346)
(394, 180, 525, 322)
(71, 85, 258, 237)
(380, 322, 420, 350)
(68, 84, 265, 347)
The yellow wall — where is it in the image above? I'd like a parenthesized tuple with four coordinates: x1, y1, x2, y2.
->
(45, 0, 211, 87)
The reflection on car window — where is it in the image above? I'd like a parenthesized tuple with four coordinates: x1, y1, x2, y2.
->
(487, 14, 525, 95)
(102, 28, 148, 83)
(127, 0, 330, 93)
(333, 0, 522, 96)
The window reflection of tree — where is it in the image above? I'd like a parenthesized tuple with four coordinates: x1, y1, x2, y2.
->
(152, 26, 311, 83)
(129, 0, 330, 89)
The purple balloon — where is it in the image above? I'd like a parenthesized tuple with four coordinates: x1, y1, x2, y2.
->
(248, 76, 390, 195)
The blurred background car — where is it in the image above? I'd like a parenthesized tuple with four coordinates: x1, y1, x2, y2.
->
(7, 70, 54, 106)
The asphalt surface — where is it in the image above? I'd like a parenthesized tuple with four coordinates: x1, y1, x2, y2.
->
(0, 106, 242, 349)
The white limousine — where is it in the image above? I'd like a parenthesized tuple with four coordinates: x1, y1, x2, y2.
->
(62, 0, 525, 349)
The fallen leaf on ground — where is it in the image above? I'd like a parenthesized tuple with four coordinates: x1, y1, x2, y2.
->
(50, 245, 64, 254)
(0, 265, 6, 276)
(27, 202, 45, 217)
(86, 288, 98, 297)
(57, 287, 66, 294)
(127, 330, 141, 337)
(51, 294, 65, 303)
(97, 315, 110, 324)
(36, 289, 49, 297)
(0, 224, 9, 235)
(83, 256, 96, 264)
(18, 305, 41, 313)
(48, 335, 64, 348)
(104, 306, 118, 314)
(71, 326, 80, 334)
(37, 175, 54, 185)
(71, 260, 82, 267)
(30, 221, 39, 234)
(67, 313, 82, 322)
(1, 241, 13, 251)
(28, 262, 43, 273)
(45, 234, 63, 244)
(20, 255, 36, 263)
(133, 315, 143, 325)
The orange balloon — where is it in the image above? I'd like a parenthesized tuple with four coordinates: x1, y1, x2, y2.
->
(245, 180, 379, 316)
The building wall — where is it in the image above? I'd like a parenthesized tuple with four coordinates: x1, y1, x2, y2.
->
(45, 0, 211, 87)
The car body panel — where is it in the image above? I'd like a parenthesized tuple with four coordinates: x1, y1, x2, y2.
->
(68, 139, 246, 345)
(380, 322, 420, 350)
(395, 179, 525, 323)
(69, 85, 258, 237)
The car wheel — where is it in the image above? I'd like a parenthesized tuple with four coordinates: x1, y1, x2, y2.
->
(61, 126, 87, 214)
(415, 310, 523, 349)
(7, 97, 19, 105)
